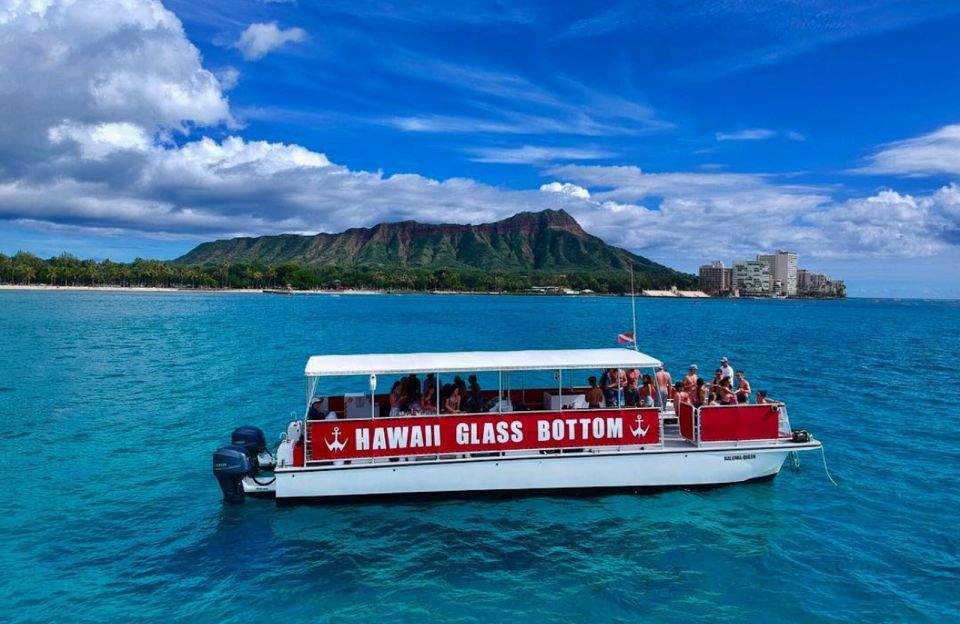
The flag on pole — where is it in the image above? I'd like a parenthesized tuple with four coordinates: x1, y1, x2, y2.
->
(617, 331, 635, 344)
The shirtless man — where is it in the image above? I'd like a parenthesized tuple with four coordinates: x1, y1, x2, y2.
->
(735, 370, 751, 403)
(655, 365, 673, 404)
(586, 376, 604, 408)
(683, 364, 699, 396)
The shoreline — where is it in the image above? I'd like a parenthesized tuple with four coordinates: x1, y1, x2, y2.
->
(0, 284, 853, 299)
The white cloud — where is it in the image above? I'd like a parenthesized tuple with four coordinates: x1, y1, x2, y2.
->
(49, 122, 151, 160)
(716, 129, 776, 141)
(715, 128, 805, 141)
(0, 0, 230, 179)
(469, 145, 615, 164)
(542, 164, 960, 261)
(233, 21, 306, 61)
(216, 67, 240, 90)
(539, 182, 591, 199)
(857, 124, 960, 176)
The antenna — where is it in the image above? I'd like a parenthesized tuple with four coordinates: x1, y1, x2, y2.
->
(629, 264, 638, 351)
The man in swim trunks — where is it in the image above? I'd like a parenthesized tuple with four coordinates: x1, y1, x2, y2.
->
(655, 365, 672, 405)
(735, 370, 751, 403)
(683, 364, 699, 395)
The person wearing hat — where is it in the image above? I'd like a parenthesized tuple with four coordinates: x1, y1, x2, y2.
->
(682, 364, 699, 396)
(720, 357, 734, 383)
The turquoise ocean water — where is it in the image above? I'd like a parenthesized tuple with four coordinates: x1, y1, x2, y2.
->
(1, 292, 958, 623)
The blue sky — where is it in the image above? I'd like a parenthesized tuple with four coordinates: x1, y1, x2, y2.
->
(2, 0, 960, 297)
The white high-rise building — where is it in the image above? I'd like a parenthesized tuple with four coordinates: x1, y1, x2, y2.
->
(757, 250, 798, 295)
(732, 260, 770, 295)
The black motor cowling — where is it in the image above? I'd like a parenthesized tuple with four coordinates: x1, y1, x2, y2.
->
(231, 426, 267, 457)
(213, 445, 253, 503)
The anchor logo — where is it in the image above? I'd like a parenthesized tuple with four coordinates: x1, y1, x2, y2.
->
(631, 414, 650, 438)
(325, 426, 348, 452)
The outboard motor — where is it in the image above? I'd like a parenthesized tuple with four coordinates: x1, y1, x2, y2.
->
(213, 445, 253, 504)
(231, 426, 267, 460)
(213, 426, 268, 504)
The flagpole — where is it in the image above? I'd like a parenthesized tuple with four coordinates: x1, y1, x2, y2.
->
(630, 264, 638, 351)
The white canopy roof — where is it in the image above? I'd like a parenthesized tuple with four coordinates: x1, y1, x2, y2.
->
(304, 348, 661, 377)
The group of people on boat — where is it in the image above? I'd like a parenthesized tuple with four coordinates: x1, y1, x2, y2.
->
(309, 355, 771, 420)
(675, 357, 769, 407)
(386, 373, 489, 416)
(583, 357, 768, 409)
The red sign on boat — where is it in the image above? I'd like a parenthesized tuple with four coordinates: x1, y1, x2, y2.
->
(308, 407, 660, 461)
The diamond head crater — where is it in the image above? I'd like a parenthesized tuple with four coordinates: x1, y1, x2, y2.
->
(0, 210, 695, 293)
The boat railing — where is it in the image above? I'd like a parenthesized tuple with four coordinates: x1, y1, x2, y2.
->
(677, 400, 787, 447)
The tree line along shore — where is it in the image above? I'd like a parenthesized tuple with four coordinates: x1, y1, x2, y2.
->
(0, 252, 695, 294)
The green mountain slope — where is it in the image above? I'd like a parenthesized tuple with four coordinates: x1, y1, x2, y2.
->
(176, 209, 693, 286)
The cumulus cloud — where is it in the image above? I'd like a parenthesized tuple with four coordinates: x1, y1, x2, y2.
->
(0, 0, 230, 179)
(539, 182, 591, 200)
(856, 124, 960, 176)
(233, 22, 306, 61)
(542, 165, 960, 261)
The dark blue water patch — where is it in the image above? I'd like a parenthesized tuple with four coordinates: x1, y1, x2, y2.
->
(0, 292, 958, 623)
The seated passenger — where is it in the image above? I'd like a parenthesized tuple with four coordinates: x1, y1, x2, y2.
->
(638, 374, 656, 407)
(445, 386, 462, 414)
(420, 385, 437, 414)
(308, 397, 325, 420)
(586, 375, 604, 408)
(672, 381, 689, 405)
(465, 374, 483, 412)
(388, 381, 402, 417)
(453, 376, 467, 402)
(756, 390, 770, 404)
(735, 370, 751, 404)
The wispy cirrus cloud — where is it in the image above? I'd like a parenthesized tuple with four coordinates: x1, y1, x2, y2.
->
(855, 124, 960, 176)
(469, 145, 616, 164)
(562, 1, 960, 77)
(716, 128, 806, 142)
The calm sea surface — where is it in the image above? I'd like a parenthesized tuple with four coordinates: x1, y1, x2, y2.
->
(1, 292, 958, 623)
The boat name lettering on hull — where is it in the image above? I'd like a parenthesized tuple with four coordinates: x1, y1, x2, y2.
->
(308, 408, 660, 461)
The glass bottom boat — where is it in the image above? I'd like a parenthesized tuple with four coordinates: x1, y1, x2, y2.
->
(212, 348, 821, 505)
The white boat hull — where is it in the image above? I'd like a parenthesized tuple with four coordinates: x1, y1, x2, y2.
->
(270, 442, 819, 503)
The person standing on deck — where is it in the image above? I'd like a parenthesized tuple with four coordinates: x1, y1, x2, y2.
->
(735, 370, 752, 403)
(720, 357, 734, 383)
(625, 368, 640, 406)
(683, 365, 699, 396)
(655, 365, 672, 405)
(586, 376, 604, 409)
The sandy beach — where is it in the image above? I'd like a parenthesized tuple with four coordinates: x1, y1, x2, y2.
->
(0, 284, 385, 295)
